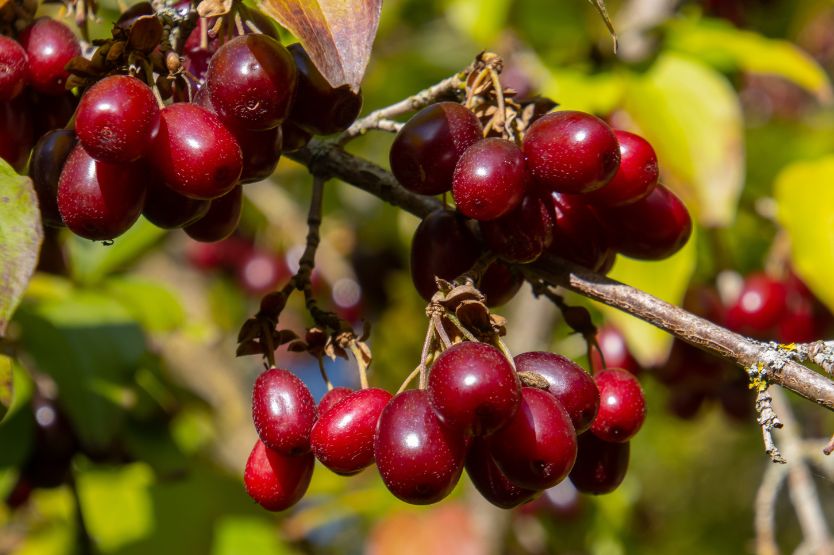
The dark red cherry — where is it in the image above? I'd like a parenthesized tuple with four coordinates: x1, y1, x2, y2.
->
(598, 185, 691, 260)
(489, 387, 577, 490)
(31, 91, 77, 138)
(142, 180, 210, 229)
(235, 249, 290, 296)
(586, 130, 658, 207)
(479, 261, 523, 307)
(480, 192, 555, 263)
(591, 369, 646, 443)
(569, 432, 629, 495)
(374, 389, 466, 504)
(428, 341, 520, 436)
(244, 440, 314, 511)
(287, 43, 362, 135)
(514, 352, 599, 434)
(317, 387, 354, 416)
(186, 236, 254, 270)
(75, 75, 160, 163)
(206, 34, 297, 130)
(19, 18, 80, 96)
(589, 326, 641, 377)
(232, 124, 282, 184)
(410, 209, 483, 301)
(311, 387, 392, 475)
(281, 121, 312, 152)
(29, 128, 76, 227)
(465, 438, 537, 509)
(390, 102, 483, 195)
(183, 185, 243, 242)
(252, 368, 317, 456)
(523, 111, 620, 194)
(546, 192, 611, 271)
(0, 96, 34, 172)
(0, 35, 28, 101)
(57, 145, 146, 241)
(452, 138, 528, 221)
(726, 273, 788, 336)
(149, 103, 242, 200)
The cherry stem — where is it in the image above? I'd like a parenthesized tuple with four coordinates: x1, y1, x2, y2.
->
(348, 342, 370, 390)
(316, 356, 333, 391)
(432, 313, 454, 348)
(441, 311, 478, 343)
(414, 320, 436, 390)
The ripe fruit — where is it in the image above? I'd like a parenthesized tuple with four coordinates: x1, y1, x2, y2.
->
(489, 387, 577, 490)
(142, 181, 210, 229)
(523, 111, 620, 194)
(57, 145, 147, 241)
(479, 192, 554, 263)
(452, 138, 528, 221)
(409, 209, 482, 301)
(311, 388, 392, 475)
(598, 185, 691, 260)
(589, 326, 641, 376)
(390, 102, 483, 195)
(587, 130, 658, 206)
(0, 97, 34, 171)
(244, 440, 314, 511)
(252, 368, 317, 456)
(374, 389, 466, 504)
(465, 438, 537, 509)
(547, 192, 611, 271)
(569, 433, 629, 495)
(234, 125, 282, 184)
(591, 369, 646, 443)
(427, 341, 521, 436)
(514, 352, 599, 434)
(29, 129, 77, 228)
(149, 103, 243, 199)
(19, 18, 81, 96)
(479, 261, 523, 307)
(75, 75, 160, 163)
(0, 35, 28, 101)
(725, 273, 788, 336)
(206, 34, 297, 130)
(317, 387, 354, 415)
(183, 186, 243, 242)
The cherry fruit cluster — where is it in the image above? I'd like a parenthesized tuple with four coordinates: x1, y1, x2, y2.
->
(244, 341, 647, 512)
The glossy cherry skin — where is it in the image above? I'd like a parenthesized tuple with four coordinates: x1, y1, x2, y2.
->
(390, 102, 483, 195)
(598, 185, 692, 261)
(149, 103, 242, 200)
(0, 97, 34, 172)
(547, 192, 612, 271)
(183, 185, 243, 242)
(523, 111, 620, 194)
(317, 387, 354, 416)
(480, 192, 555, 263)
(29, 129, 76, 227)
(479, 261, 523, 307)
(374, 389, 467, 505)
(428, 342, 521, 436)
(287, 43, 363, 135)
(452, 138, 528, 221)
(234, 125, 282, 184)
(252, 368, 317, 456)
(244, 440, 314, 511)
(19, 18, 81, 96)
(75, 75, 160, 163)
(589, 326, 641, 377)
(310, 387, 392, 475)
(57, 145, 147, 241)
(569, 432, 629, 495)
(726, 273, 788, 336)
(586, 130, 658, 207)
(465, 438, 537, 509)
(514, 352, 599, 434)
(591, 369, 646, 443)
(410, 209, 482, 301)
(489, 387, 577, 490)
(0, 35, 28, 101)
(206, 34, 297, 130)
(142, 180, 210, 229)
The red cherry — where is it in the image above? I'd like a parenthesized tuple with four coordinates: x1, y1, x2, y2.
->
(0, 35, 28, 101)
(19, 18, 80, 96)
(0, 96, 34, 172)
(546, 192, 612, 271)
(234, 125, 282, 184)
(586, 130, 658, 206)
(725, 273, 788, 336)
(479, 261, 523, 307)
(480, 192, 555, 263)
(235, 249, 290, 296)
(183, 185, 243, 242)
(142, 181, 210, 229)
(317, 387, 354, 416)
(452, 138, 528, 221)
(29, 128, 76, 228)
(589, 326, 641, 377)
(244, 440, 314, 511)
(465, 438, 537, 509)
(252, 368, 317, 456)
(591, 369, 646, 443)
(569, 433, 629, 495)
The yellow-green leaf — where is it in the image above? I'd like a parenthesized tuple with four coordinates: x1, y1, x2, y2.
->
(667, 17, 832, 103)
(624, 53, 743, 227)
(259, 0, 381, 92)
(774, 156, 834, 314)
(445, 0, 512, 46)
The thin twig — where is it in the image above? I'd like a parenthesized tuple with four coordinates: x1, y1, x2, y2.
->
(755, 462, 788, 555)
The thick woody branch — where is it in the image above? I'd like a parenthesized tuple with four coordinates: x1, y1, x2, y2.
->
(285, 139, 834, 412)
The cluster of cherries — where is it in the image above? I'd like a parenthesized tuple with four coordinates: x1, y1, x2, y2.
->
(391, 103, 693, 304)
(244, 340, 646, 511)
(4, 12, 360, 243)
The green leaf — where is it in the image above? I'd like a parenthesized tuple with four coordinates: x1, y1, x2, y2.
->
(213, 516, 293, 555)
(774, 156, 834, 314)
(105, 276, 186, 333)
(259, 0, 381, 92)
(667, 17, 832, 103)
(0, 160, 43, 336)
(540, 68, 625, 115)
(624, 53, 744, 227)
(0, 354, 11, 423)
(445, 0, 512, 45)
(596, 231, 698, 366)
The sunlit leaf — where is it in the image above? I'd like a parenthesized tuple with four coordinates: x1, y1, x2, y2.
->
(667, 17, 832, 103)
(213, 516, 293, 555)
(540, 68, 625, 115)
(774, 156, 834, 314)
(624, 53, 744, 227)
(445, 0, 512, 46)
(0, 160, 43, 336)
(259, 0, 381, 92)
(105, 276, 186, 333)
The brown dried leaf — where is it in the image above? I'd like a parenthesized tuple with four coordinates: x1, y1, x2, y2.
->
(236, 339, 263, 357)
(259, 0, 381, 92)
(455, 300, 491, 332)
(127, 15, 163, 53)
(440, 283, 484, 309)
(489, 314, 507, 336)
